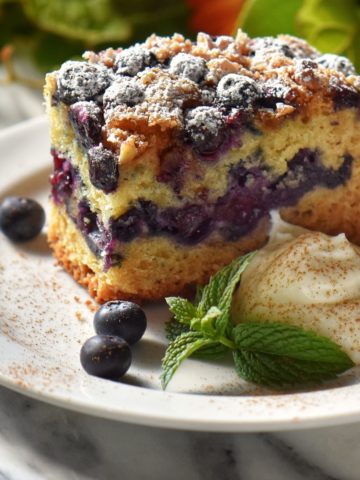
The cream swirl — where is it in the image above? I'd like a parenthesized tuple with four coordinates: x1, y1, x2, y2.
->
(232, 229, 360, 363)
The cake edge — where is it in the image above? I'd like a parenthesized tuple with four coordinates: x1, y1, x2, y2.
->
(48, 202, 271, 303)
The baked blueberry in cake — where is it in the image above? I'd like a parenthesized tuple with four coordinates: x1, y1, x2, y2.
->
(44, 30, 360, 302)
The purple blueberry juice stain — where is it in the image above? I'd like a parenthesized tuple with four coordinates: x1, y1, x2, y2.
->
(111, 207, 144, 242)
(50, 150, 77, 204)
(157, 147, 189, 194)
(50, 148, 353, 269)
(158, 204, 213, 245)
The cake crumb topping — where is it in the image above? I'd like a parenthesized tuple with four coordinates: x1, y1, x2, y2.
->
(52, 30, 359, 154)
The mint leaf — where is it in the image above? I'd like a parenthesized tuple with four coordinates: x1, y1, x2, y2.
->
(160, 332, 216, 389)
(165, 319, 190, 342)
(165, 319, 227, 359)
(192, 343, 229, 360)
(233, 350, 349, 388)
(232, 322, 354, 364)
(197, 252, 256, 335)
(166, 297, 197, 325)
(232, 322, 354, 387)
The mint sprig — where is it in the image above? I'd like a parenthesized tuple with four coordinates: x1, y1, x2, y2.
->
(161, 252, 355, 390)
(160, 331, 219, 390)
(165, 318, 228, 359)
(232, 322, 354, 388)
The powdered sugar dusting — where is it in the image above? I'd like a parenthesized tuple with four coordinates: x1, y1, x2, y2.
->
(114, 45, 156, 76)
(52, 30, 360, 153)
(105, 68, 200, 130)
(184, 106, 225, 151)
(217, 74, 260, 109)
(169, 53, 208, 83)
(316, 54, 356, 77)
(57, 61, 112, 105)
(103, 79, 144, 110)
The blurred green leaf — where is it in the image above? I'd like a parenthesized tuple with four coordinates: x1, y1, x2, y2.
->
(297, 0, 358, 51)
(110, 0, 189, 45)
(32, 32, 84, 71)
(22, 0, 132, 44)
(297, 0, 360, 69)
(0, 3, 35, 47)
(237, 0, 303, 37)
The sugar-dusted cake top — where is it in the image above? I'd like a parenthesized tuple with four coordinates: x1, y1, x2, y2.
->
(50, 30, 360, 158)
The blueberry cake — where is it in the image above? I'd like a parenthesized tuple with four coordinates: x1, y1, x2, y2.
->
(45, 30, 360, 302)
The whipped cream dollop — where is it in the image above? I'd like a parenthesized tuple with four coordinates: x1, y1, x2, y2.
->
(232, 227, 360, 363)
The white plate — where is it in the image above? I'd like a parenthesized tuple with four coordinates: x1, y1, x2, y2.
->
(1, 116, 360, 432)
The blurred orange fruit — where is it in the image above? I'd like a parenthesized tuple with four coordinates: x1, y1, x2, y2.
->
(187, 0, 244, 36)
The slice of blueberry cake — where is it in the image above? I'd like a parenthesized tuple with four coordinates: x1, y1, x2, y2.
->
(45, 30, 360, 302)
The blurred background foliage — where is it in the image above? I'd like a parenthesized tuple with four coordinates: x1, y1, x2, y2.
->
(0, 0, 359, 86)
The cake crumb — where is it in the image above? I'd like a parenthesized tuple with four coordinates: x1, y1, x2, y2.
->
(85, 299, 98, 313)
(75, 311, 85, 322)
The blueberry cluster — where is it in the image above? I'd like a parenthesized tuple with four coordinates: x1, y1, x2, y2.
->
(52, 144, 353, 264)
(55, 36, 359, 198)
(56, 47, 262, 167)
(80, 300, 147, 380)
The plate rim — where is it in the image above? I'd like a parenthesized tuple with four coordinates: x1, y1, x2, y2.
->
(1, 115, 360, 432)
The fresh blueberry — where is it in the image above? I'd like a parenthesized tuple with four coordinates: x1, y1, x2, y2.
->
(316, 54, 356, 77)
(169, 53, 207, 83)
(216, 74, 260, 109)
(80, 335, 131, 380)
(88, 145, 119, 193)
(94, 300, 147, 345)
(114, 46, 157, 76)
(0, 197, 45, 242)
(103, 79, 144, 110)
(56, 61, 112, 105)
(184, 106, 226, 155)
(69, 101, 103, 149)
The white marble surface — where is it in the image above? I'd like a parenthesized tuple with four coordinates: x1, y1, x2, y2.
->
(1, 78, 360, 480)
